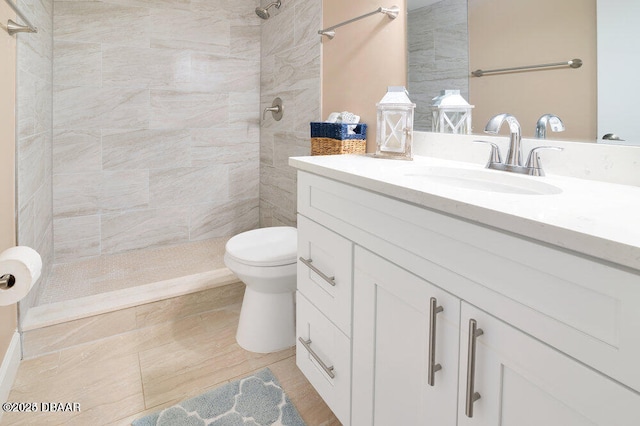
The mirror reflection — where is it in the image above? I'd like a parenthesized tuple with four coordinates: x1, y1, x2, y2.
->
(408, 0, 469, 133)
(407, 0, 638, 145)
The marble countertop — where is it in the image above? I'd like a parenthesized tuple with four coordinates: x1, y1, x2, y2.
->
(290, 154, 640, 271)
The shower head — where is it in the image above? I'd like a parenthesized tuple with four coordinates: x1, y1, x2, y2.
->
(255, 0, 281, 20)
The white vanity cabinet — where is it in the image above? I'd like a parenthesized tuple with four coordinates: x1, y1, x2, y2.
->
(294, 169, 640, 426)
(352, 247, 460, 426)
(351, 248, 640, 426)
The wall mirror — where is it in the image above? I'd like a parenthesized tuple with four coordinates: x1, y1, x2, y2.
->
(407, 0, 639, 145)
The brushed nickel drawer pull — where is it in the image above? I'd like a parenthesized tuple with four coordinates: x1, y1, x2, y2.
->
(427, 297, 444, 386)
(298, 337, 336, 379)
(465, 318, 484, 418)
(299, 257, 336, 287)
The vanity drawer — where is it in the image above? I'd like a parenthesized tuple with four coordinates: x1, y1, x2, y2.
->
(296, 292, 351, 425)
(297, 214, 353, 336)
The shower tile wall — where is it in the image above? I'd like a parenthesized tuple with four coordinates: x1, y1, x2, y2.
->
(52, 0, 261, 262)
(259, 0, 321, 227)
(16, 0, 54, 319)
(408, 0, 469, 131)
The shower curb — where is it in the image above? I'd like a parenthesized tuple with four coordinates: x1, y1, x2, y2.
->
(20, 269, 244, 359)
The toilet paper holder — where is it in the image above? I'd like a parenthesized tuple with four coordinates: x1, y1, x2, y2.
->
(0, 274, 15, 289)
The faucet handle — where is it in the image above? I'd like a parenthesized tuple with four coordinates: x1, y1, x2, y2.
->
(525, 146, 563, 176)
(473, 140, 502, 168)
(263, 97, 284, 121)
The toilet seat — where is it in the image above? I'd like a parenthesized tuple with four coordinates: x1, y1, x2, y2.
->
(225, 226, 297, 267)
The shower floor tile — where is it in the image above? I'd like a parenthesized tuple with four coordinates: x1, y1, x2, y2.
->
(37, 237, 229, 306)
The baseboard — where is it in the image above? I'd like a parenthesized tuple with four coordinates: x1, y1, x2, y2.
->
(0, 331, 21, 405)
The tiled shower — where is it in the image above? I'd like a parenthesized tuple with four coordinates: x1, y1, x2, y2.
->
(51, 0, 261, 262)
(15, 0, 321, 322)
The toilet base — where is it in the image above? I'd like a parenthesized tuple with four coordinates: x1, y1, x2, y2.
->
(236, 286, 295, 353)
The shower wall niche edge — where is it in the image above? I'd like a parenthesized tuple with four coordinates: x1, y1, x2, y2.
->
(16, 0, 54, 323)
(259, 0, 322, 227)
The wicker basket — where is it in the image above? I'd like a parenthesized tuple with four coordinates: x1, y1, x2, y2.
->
(311, 137, 367, 156)
(310, 122, 367, 156)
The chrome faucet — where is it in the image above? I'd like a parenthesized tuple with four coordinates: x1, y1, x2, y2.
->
(535, 114, 565, 139)
(475, 113, 563, 177)
(484, 113, 523, 167)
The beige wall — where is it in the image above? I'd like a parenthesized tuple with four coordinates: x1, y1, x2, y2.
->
(0, 2, 18, 358)
(322, 0, 407, 152)
(468, 0, 596, 141)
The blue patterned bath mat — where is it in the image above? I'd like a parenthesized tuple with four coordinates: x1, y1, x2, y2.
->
(132, 368, 306, 426)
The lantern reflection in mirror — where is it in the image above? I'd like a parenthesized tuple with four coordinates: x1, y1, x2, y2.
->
(431, 90, 474, 134)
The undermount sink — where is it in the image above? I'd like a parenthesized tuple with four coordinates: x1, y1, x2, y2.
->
(403, 166, 563, 195)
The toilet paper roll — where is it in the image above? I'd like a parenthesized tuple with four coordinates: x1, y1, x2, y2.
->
(0, 246, 42, 306)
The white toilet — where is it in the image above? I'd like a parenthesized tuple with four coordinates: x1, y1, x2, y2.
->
(224, 226, 297, 353)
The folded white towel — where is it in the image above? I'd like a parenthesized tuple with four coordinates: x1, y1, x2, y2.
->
(324, 111, 361, 134)
(325, 111, 360, 124)
(340, 111, 360, 124)
(326, 112, 340, 123)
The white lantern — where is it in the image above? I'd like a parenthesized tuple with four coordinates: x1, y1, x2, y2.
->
(376, 86, 416, 160)
(431, 90, 474, 134)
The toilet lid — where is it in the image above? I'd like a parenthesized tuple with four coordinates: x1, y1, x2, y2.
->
(225, 227, 297, 267)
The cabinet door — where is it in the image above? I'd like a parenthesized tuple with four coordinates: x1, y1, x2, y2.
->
(352, 247, 460, 426)
(458, 302, 640, 426)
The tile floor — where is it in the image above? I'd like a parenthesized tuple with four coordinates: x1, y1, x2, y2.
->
(4, 302, 340, 425)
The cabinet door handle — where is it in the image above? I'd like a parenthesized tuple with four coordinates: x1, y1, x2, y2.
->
(299, 257, 336, 287)
(465, 319, 484, 418)
(427, 297, 444, 386)
(298, 337, 336, 378)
